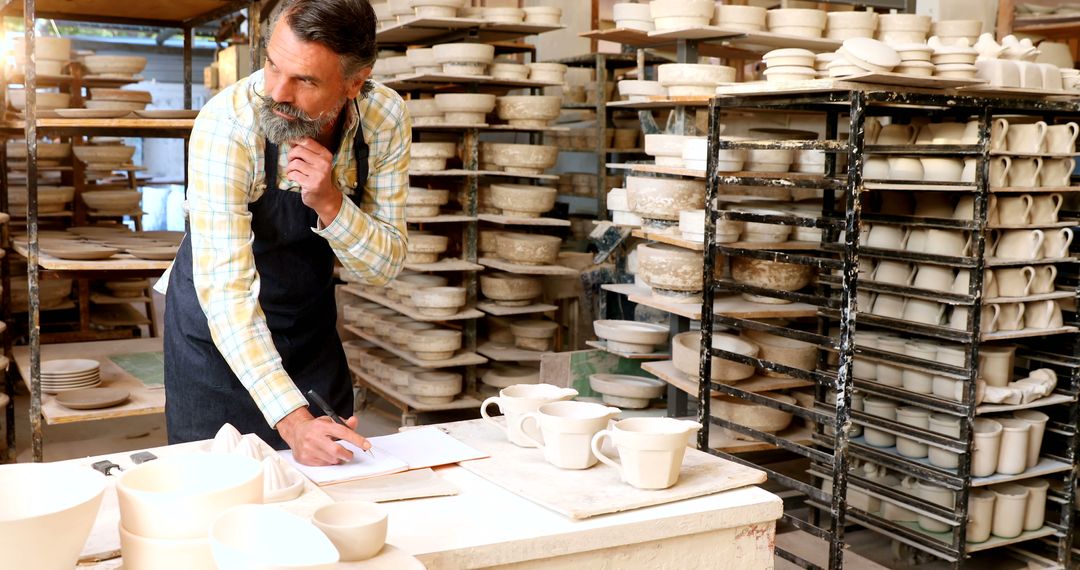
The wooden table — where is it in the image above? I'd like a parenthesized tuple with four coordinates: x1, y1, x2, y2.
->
(13, 337, 164, 425)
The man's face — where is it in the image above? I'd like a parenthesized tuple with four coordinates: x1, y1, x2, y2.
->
(259, 17, 368, 144)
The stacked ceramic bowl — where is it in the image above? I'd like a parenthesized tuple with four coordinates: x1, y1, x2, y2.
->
(72, 143, 137, 170)
(876, 13, 931, 44)
(931, 19, 983, 47)
(406, 98, 442, 125)
(13, 37, 71, 76)
(649, 0, 712, 31)
(486, 143, 558, 174)
(715, 5, 766, 32)
(432, 43, 495, 75)
(405, 231, 449, 264)
(613, 2, 653, 31)
(489, 183, 556, 218)
(626, 175, 705, 223)
(409, 0, 466, 18)
(495, 95, 560, 128)
(480, 272, 542, 307)
(490, 61, 529, 81)
(405, 186, 450, 218)
(762, 48, 816, 84)
(87, 88, 152, 112)
(510, 319, 559, 351)
(766, 8, 826, 38)
(825, 10, 877, 41)
(40, 359, 101, 394)
(644, 134, 696, 167)
(407, 327, 464, 361)
(7, 87, 70, 114)
(589, 374, 666, 408)
(892, 43, 935, 77)
(593, 319, 669, 354)
(434, 93, 495, 125)
(930, 40, 978, 79)
(495, 232, 561, 266)
(405, 48, 440, 74)
(410, 142, 456, 171)
(829, 38, 900, 78)
(82, 55, 147, 78)
(527, 62, 567, 83)
(618, 80, 666, 102)
(658, 63, 736, 96)
(607, 187, 642, 227)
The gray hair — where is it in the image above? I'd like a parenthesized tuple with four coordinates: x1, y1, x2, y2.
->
(265, 0, 378, 88)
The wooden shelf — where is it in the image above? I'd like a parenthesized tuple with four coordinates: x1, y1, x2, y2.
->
(605, 97, 713, 110)
(0, 0, 247, 25)
(404, 258, 483, 272)
(407, 214, 477, 224)
(341, 285, 482, 322)
(980, 325, 1079, 342)
(90, 292, 151, 305)
(976, 393, 1076, 416)
(0, 118, 195, 136)
(478, 213, 570, 227)
(484, 124, 571, 133)
(14, 244, 171, 272)
(646, 26, 841, 53)
(991, 185, 1080, 193)
(709, 424, 813, 454)
(384, 72, 561, 92)
(89, 303, 150, 327)
(479, 257, 579, 276)
(631, 229, 703, 251)
(410, 168, 559, 181)
(349, 366, 482, 413)
(606, 162, 705, 179)
(377, 16, 562, 46)
(345, 324, 487, 369)
(585, 340, 668, 360)
(477, 300, 557, 316)
(602, 283, 819, 321)
(477, 341, 546, 362)
(642, 360, 813, 399)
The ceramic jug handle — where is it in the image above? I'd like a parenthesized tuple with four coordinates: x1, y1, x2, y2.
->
(1032, 157, 1044, 185)
(1020, 194, 1033, 224)
(512, 412, 544, 449)
(479, 397, 508, 437)
(866, 117, 882, 144)
(961, 231, 973, 257)
(994, 119, 1009, 150)
(987, 303, 1001, 332)
(1015, 303, 1026, 328)
(1048, 265, 1058, 284)
(905, 124, 918, 144)
(1069, 122, 1080, 145)
(1036, 121, 1048, 150)
(988, 229, 1000, 257)
(1052, 193, 1064, 217)
(1061, 228, 1075, 258)
(900, 227, 911, 250)
(906, 264, 918, 286)
(1032, 229, 1045, 260)
(935, 303, 948, 325)
(590, 430, 620, 472)
(1022, 266, 1036, 296)
(985, 268, 995, 295)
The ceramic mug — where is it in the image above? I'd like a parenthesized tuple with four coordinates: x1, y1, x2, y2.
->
(1040, 159, 1074, 187)
(924, 228, 970, 257)
(863, 397, 897, 447)
(991, 229, 1045, 260)
(872, 260, 913, 285)
(887, 157, 923, 180)
(1013, 410, 1050, 470)
(990, 156, 1011, 188)
(1031, 265, 1057, 294)
(903, 299, 947, 326)
(515, 401, 622, 470)
(920, 157, 964, 182)
(1043, 228, 1074, 259)
(995, 302, 1026, 331)
(994, 194, 1033, 225)
(952, 268, 996, 297)
(991, 483, 1030, 539)
(962, 119, 981, 144)
(481, 384, 580, 447)
(591, 418, 701, 490)
(1030, 193, 1063, 224)
(996, 419, 1032, 476)
(980, 345, 1016, 387)
(995, 266, 1036, 297)
(928, 413, 961, 468)
(949, 303, 999, 332)
(905, 228, 927, 252)
(864, 224, 908, 250)
(916, 481, 955, 533)
(875, 337, 907, 387)
(870, 293, 906, 319)
(973, 418, 1003, 477)
(954, 194, 999, 224)
(878, 123, 918, 145)
(967, 489, 997, 543)
(1025, 299, 1063, 329)
(1017, 478, 1049, 532)
(896, 406, 930, 459)
(911, 264, 955, 292)
(902, 342, 936, 394)
(1005, 120, 1048, 154)
(865, 157, 890, 179)
(1007, 157, 1043, 188)
(1045, 122, 1080, 154)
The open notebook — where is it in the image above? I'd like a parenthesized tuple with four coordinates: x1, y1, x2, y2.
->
(279, 426, 488, 485)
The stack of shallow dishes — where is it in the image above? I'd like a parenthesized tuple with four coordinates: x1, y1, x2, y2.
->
(893, 43, 935, 77)
(613, 2, 653, 32)
(762, 48, 816, 83)
(86, 88, 152, 112)
(833, 38, 900, 77)
(930, 40, 978, 79)
(41, 359, 101, 394)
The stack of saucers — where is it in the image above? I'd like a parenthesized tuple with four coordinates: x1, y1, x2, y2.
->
(41, 359, 101, 394)
(929, 39, 978, 79)
(893, 43, 935, 77)
(762, 48, 816, 83)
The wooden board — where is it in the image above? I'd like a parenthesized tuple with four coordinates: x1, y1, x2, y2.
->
(351, 366, 482, 413)
(444, 418, 766, 520)
(14, 244, 171, 272)
(404, 258, 483, 272)
(13, 337, 164, 425)
(479, 257, 580, 276)
(342, 285, 483, 322)
(585, 340, 669, 360)
(835, 71, 987, 89)
(647, 26, 841, 53)
(641, 360, 813, 399)
(958, 84, 1076, 98)
(385, 72, 561, 90)
(406, 214, 476, 224)
(346, 325, 487, 369)
(607, 162, 705, 179)
(605, 97, 712, 109)
(477, 300, 558, 316)
(3, 0, 243, 24)
(477, 341, 546, 362)
(980, 325, 1078, 341)
(603, 283, 819, 321)
(478, 213, 571, 227)
(321, 467, 460, 503)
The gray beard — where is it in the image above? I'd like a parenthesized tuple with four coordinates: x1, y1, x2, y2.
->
(256, 95, 338, 145)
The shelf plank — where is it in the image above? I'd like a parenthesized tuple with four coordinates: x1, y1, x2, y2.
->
(484, 124, 571, 133)
(377, 16, 562, 46)
(90, 293, 151, 305)
(409, 168, 559, 181)
(891, 520, 1056, 554)
(585, 340, 669, 360)
(407, 214, 477, 224)
(341, 285, 483, 322)
(605, 97, 713, 109)
(991, 185, 1080, 193)
(349, 366, 482, 413)
(980, 325, 1078, 342)
(642, 359, 813, 398)
(404, 258, 483, 272)
(630, 229, 817, 252)
(14, 244, 171, 272)
(89, 303, 151, 327)
(602, 282, 819, 321)
(976, 393, 1076, 416)
(605, 162, 705, 179)
(710, 423, 814, 454)
(478, 257, 579, 276)
(384, 72, 561, 91)
(477, 300, 557, 316)
(984, 290, 1076, 304)
(478, 213, 570, 227)
(647, 26, 841, 53)
(477, 341, 546, 362)
(345, 324, 487, 369)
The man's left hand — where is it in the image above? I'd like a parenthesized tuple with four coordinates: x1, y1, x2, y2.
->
(287, 137, 342, 226)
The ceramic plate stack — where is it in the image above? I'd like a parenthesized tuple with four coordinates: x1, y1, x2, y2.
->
(41, 359, 101, 394)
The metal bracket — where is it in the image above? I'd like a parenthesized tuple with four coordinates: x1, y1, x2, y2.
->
(130, 451, 158, 465)
(91, 460, 123, 476)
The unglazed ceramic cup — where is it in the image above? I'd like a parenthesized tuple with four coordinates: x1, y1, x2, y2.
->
(1030, 193, 1063, 224)
(311, 501, 388, 562)
(995, 266, 1035, 297)
(979, 345, 1015, 387)
(973, 418, 1002, 477)
(992, 229, 1044, 260)
(481, 384, 579, 447)
(1025, 299, 1063, 329)
(916, 481, 954, 533)
(1005, 121, 1048, 154)
(1043, 227, 1074, 259)
(1008, 157, 1043, 188)
(995, 194, 1033, 225)
(591, 417, 701, 489)
(1045, 122, 1079, 153)
(1040, 158, 1074, 187)
(516, 401, 621, 469)
(1013, 410, 1050, 469)
(1017, 478, 1049, 532)
(996, 418, 1031, 475)
(991, 483, 1029, 538)
(967, 488, 996, 543)
(1031, 264, 1057, 294)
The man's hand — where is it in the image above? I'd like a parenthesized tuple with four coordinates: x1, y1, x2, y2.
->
(286, 137, 343, 227)
(276, 406, 372, 466)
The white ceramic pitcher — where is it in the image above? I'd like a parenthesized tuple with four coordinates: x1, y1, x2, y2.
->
(515, 401, 621, 470)
(591, 417, 702, 489)
(481, 384, 579, 447)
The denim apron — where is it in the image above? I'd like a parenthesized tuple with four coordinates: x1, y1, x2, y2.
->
(163, 134, 369, 449)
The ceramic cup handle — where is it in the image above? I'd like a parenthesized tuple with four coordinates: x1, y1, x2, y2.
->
(1068, 122, 1080, 145)
(1047, 265, 1059, 284)
(1061, 228, 1075, 258)
(1015, 303, 1026, 328)
(1022, 266, 1036, 296)
(906, 264, 918, 286)
(479, 397, 508, 437)
(590, 430, 621, 472)
(988, 229, 1001, 257)
(1020, 194, 1034, 224)
(905, 124, 918, 144)
(1052, 192, 1064, 217)
(985, 303, 1001, 333)
(1032, 157, 1044, 185)
(1032, 229, 1046, 260)
(1036, 121, 1049, 150)
(985, 268, 995, 295)
(512, 412, 544, 449)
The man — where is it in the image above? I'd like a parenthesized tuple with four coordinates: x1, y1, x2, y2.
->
(160, 0, 409, 466)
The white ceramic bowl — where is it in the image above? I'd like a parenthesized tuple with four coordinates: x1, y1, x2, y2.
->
(120, 525, 216, 570)
(210, 504, 339, 570)
(7, 89, 70, 110)
(117, 453, 264, 540)
(0, 463, 107, 570)
(311, 501, 388, 562)
(83, 55, 147, 76)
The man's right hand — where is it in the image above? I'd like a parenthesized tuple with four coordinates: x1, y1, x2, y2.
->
(276, 406, 372, 466)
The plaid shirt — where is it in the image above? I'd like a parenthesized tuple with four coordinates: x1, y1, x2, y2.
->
(159, 69, 410, 427)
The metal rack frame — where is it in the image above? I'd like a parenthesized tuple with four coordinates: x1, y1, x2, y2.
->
(698, 87, 1080, 569)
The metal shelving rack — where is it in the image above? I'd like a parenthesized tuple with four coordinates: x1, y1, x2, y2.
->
(699, 86, 1080, 569)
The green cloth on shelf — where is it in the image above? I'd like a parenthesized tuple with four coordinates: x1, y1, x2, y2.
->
(108, 351, 165, 388)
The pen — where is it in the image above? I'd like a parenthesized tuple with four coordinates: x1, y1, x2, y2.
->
(306, 389, 374, 457)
